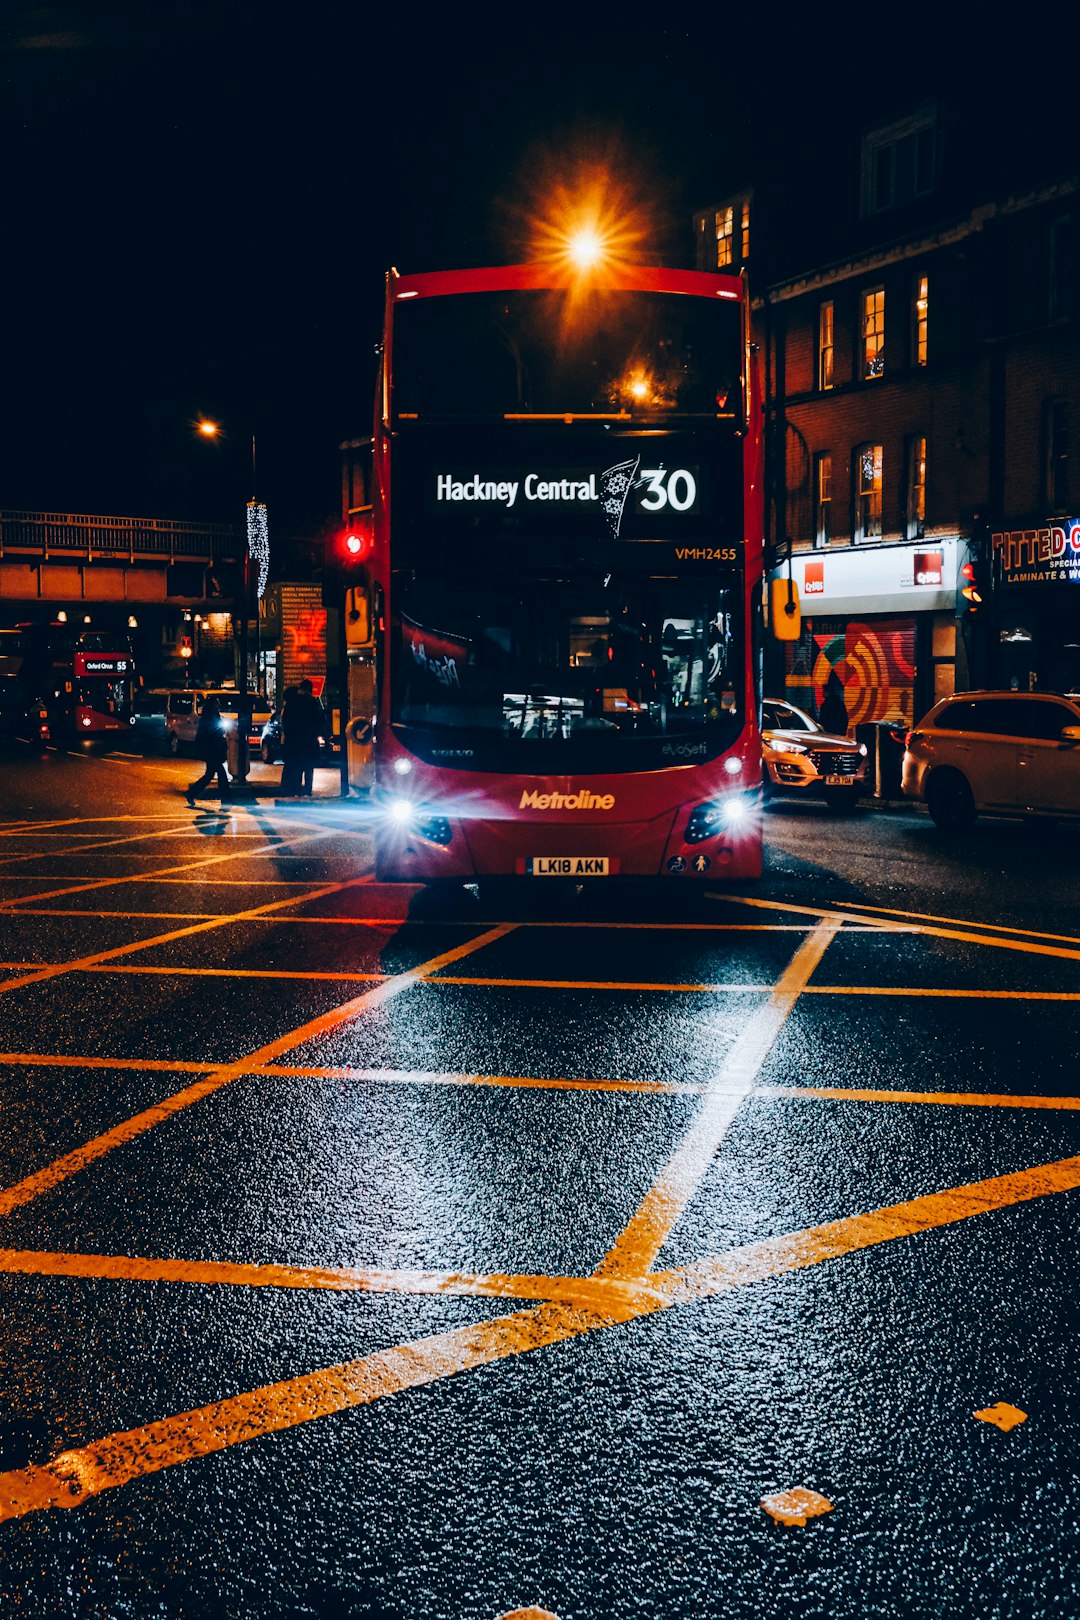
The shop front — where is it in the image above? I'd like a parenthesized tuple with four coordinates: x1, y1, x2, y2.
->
(992, 520, 1080, 696)
(768, 538, 959, 727)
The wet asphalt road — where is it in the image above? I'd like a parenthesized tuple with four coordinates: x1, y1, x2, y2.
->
(0, 740, 1078, 1619)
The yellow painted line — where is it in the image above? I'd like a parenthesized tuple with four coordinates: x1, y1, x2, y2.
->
(1, 1051, 1075, 1112)
(802, 986, 1080, 999)
(93, 965, 388, 984)
(0, 822, 231, 868)
(0, 924, 514, 1217)
(0, 818, 102, 835)
(761, 1083, 1080, 1111)
(0, 1298, 628, 1525)
(0, 824, 352, 911)
(3, 1150, 1078, 1523)
(838, 897, 1080, 949)
(0, 1052, 705, 1094)
(263, 1064, 707, 1095)
(0, 1053, 217, 1074)
(0, 872, 375, 996)
(651, 1153, 1080, 1304)
(0, 1247, 667, 1312)
(595, 920, 841, 1279)
(0, 908, 224, 920)
(430, 975, 771, 993)
(723, 892, 1080, 965)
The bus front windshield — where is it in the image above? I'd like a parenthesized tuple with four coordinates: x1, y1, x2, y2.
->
(77, 675, 133, 719)
(391, 567, 743, 773)
(392, 289, 743, 423)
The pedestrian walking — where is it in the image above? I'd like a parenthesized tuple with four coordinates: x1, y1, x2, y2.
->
(819, 669, 850, 735)
(186, 695, 231, 803)
(280, 678, 326, 796)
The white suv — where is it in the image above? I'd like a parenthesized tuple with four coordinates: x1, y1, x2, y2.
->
(166, 689, 272, 756)
(902, 691, 1080, 828)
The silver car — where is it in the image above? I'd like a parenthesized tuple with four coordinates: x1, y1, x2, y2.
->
(761, 697, 869, 812)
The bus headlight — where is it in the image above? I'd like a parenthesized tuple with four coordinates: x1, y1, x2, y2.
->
(686, 795, 753, 842)
(384, 797, 452, 845)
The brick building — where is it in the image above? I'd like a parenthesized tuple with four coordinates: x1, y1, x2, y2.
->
(695, 94, 1078, 726)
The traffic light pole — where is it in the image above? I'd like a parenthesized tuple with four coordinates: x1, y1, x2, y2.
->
(234, 543, 252, 788)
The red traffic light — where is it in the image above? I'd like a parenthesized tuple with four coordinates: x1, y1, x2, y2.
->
(342, 527, 372, 563)
(961, 560, 982, 612)
(335, 507, 374, 567)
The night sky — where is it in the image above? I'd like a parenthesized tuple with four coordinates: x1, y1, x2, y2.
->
(2, 4, 1020, 535)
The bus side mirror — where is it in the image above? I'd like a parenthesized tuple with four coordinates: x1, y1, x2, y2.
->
(770, 577, 801, 642)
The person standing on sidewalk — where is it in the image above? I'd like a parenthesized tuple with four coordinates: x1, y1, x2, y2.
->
(186, 695, 231, 803)
(280, 678, 325, 796)
(819, 669, 850, 736)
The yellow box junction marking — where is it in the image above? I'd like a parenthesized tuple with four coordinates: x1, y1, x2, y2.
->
(0, 876, 1076, 1524)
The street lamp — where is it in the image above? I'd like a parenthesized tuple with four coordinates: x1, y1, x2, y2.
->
(196, 419, 269, 788)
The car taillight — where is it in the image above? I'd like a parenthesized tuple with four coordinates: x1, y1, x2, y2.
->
(905, 730, 920, 748)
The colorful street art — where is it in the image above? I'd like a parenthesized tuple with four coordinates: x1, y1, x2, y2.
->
(786, 617, 916, 727)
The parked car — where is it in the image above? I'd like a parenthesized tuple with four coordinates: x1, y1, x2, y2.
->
(167, 689, 272, 756)
(761, 697, 869, 812)
(258, 704, 339, 764)
(902, 690, 1080, 828)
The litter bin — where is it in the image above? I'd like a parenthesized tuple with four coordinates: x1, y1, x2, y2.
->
(856, 720, 905, 800)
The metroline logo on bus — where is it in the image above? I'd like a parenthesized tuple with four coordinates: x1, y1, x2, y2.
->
(519, 788, 616, 810)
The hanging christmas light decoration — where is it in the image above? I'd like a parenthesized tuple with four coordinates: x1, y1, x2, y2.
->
(246, 500, 270, 599)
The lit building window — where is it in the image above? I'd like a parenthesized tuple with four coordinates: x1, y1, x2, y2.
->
(814, 452, 832, 546)
(907, 435, 927, 538)
(715, 206, 734, 268)
(863, 287, 885, 379)
(914, 275, 929, 366)
(819, 301, 835, 391)
(856, 443, 883, 540)
(741, 200, 751, 261)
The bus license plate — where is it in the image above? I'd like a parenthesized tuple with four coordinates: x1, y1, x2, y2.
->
(824, 774, 851, 786)
(527, 856, 610, 876)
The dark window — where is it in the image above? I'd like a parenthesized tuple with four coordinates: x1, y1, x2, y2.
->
(862, 109, 937, 217)
(953, 697, 1077, 738)
(934, 701, 980, 731)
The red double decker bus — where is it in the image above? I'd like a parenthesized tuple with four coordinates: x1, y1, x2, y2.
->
(15, 622, 136, 739)
(368, 260, 768, 886)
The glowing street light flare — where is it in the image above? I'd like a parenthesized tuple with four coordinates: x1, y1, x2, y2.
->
(568, 226, 604, 268)
(197, 420, 220, 438)
(523, 159, 651, 275)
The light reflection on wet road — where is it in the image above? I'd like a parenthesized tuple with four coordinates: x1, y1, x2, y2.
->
(0, 751, 1078, 1617)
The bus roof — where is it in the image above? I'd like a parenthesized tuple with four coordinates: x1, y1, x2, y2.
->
(388, 263, 745, 303)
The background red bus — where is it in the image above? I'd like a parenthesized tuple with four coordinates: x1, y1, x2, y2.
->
(15, 623, 136, 739)
(369, 261, 765, 885)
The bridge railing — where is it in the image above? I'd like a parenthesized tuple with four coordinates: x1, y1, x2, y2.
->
(0, 509, 243, 561)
